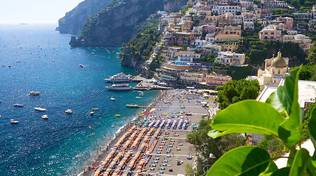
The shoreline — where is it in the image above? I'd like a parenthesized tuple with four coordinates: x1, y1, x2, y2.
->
(79, 90, 165, 176)
(81, 89, 211, 176)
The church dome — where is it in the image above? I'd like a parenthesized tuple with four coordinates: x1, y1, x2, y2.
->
(272, 51, 287, 68)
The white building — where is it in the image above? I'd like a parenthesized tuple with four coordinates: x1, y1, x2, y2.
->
(212, 5, 241, 15)
(216, 51, 246, 66)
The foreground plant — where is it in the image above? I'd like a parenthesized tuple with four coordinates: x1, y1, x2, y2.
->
(208, 67, 316, 175)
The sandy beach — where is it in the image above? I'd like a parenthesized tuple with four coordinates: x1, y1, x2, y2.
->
(82, 89, 216, 176)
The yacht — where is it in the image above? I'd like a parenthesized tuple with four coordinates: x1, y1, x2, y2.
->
(34, 107, 47, 112)
(65, 109, 73, 115)
(91, 108, 99, 111)
(126, 104, 140, 108)
(13, 104, 24, 108)
(10, 119, 19, 124)
(41, 115, 48, 120)
(105, 72, 133, 83)
(29, 91, 40, 96)
(106, 84, 132, 91)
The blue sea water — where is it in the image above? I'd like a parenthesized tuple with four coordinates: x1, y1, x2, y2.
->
(0, 25, 157, 176)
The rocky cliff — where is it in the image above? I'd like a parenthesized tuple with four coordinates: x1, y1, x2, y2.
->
(70, 0, 187, 47)
(58, 0, 112, 35)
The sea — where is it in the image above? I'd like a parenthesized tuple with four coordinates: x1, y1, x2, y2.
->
(0, 24, 158, 176)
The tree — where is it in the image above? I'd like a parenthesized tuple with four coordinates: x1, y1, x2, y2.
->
(207, 68, 316, 175)
(307, 42, 316, 64)
(187, 119, 245, 175)
(217, 80, 260, 109)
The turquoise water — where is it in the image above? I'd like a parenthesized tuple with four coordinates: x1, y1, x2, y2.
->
(0, 25, 157, 176)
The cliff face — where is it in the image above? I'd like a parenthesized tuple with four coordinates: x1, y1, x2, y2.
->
(73, 0, 164, 47)
(70, 0, 187, 47)
(58, 0, 112, 35)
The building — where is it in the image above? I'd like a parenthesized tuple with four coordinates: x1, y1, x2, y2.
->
(216, 51, 246, 66)
(175, 50, 201, 63)
(179, 72, 232, 85)
(211, 5, 241, 15)
(215, 25, 242, 42)
(257, 51, 289, 86)
(282, 34, 312, 51)
(259, 25, 282, 41)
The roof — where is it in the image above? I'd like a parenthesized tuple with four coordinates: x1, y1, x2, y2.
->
(272, 51, 287, 68)
(257, 80, 316, 108)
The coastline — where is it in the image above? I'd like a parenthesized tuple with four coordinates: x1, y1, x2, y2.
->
(82, 89, 211, 175)
(79, 90, 165, 176)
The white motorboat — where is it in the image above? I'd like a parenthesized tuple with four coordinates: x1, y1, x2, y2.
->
(34, 107, 47, 112)
(10, 119, 19, 124)
(29, 91, 40, 96)
(65, 109, 73, 115)
(41, 115, 48, 120)
(14, 104, 24, 108)
(89, 111, 95, 116)
(110, 97, 116, 101)
(91, 108, 99, 111)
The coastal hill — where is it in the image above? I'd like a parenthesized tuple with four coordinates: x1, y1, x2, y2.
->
(57, 0, 112, 35)
(69, 0, 187, 47)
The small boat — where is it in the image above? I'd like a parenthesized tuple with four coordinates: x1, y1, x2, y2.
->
(79, 64, 85, 68)
(34, 107, 47, 112)
(110, 97, 116, 101)
(89, 111, 95, 116)
(29, 91, 40, 96)
(115, 114, 121, 117)
(65, 109, 73, 115)
(41, 115, 48, 120)
(135, 96, 142, 99)
(10, 119, 19, 124)
(91, 108, 99, 112)
(104, 72, 133, 83)
(13, 104, 24, 108)
(106, 84, 132, 91)
(138, 91, 144, 97)
(126, 104, 140, 108)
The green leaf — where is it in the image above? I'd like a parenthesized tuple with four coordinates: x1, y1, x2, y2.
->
(308, 107, 316, 142)
(270, 167, 290, 176)
(259, 162, 278, 176)
(289, 148, 310, 176)
(209, 100, 285, 138)
(207, 146, 271, 176)
(275, 68, 302, 146)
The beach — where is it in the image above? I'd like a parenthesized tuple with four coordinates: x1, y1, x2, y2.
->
(82, 89, 216, 176)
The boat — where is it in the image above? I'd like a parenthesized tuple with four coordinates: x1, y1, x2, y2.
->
(34, 107, 47, 112)
(41, 115, 48, 120)
(79, 64, 85, 68)
(29, 91, 40, 96)
(110, 97, 116, 101)
(126, 104, 140, 108)
(115, 114, 121, 117)
(13, 104, 24, 108)
(10, 119, 19, 124)
(138, 91, 144, 97)
(105, 72, 133, 83)
(65, 109, 73, 115)
(91, 108, 99, 111)
(89, 111, 95, 116)
(106, 84, 132, 91)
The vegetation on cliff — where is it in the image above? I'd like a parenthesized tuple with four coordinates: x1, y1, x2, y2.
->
(58, 0, 111, 35)
(120, 17, 161, 69)
(238, 31, 307, 67)
(72, 0, 164, 47)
